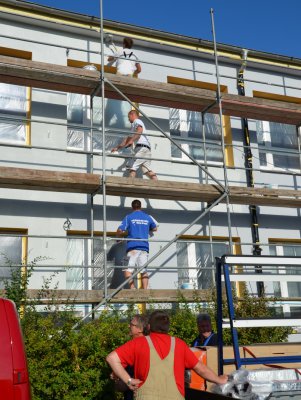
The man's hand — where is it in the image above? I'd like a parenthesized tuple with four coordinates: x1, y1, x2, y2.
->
(111, 147, 119, 153)
(128, 378, 142, 391)
(217, 374, 228, 385)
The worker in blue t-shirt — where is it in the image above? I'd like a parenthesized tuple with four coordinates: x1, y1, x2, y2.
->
(117, 199, 158, 289)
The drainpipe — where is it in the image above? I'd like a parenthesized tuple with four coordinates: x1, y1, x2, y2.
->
(237, 49, 264, 297)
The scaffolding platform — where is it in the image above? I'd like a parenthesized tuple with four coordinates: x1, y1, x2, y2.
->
(0, 289, 210, 304)
(0, 55, 301, 124)
(1, 166, 301, 207)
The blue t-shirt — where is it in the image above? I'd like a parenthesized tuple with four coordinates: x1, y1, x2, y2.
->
(118, 210, 157, 252)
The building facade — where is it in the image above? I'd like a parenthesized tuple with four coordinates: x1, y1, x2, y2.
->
(0, 0, 301, 317)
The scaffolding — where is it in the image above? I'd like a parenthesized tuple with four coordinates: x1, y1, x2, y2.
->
(1, 1, 301, 325)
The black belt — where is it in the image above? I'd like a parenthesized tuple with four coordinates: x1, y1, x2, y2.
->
(135, 144, 151, 150)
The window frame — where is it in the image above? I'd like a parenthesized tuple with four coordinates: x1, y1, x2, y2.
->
(269, 238, 301, 316)
(0, 228, 28, 284)
(254, 91, 301, 172)
(167, 76, 234, 167)
(177, 235, 242, 292)
(0, 47, 32, 146)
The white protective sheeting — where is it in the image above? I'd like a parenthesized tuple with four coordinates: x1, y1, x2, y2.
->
(0, 83, 27, 143)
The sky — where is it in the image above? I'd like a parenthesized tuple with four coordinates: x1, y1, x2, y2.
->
(24, 0, 301, 58)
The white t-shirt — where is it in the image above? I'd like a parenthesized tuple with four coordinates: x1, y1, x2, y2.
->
(131, 118, 151, 147)
(114, 48, 138, 75)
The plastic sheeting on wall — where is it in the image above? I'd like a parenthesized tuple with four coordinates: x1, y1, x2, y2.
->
(0, 83, 27, 144)
(67, 93, 131, 152)
(169, 108, 223, 162)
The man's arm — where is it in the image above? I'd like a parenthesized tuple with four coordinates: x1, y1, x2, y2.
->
(116, 228, 127, 237)
(125, 126, 143, 147)
(106, 351, 141, 391)
(193, 361, 228, 385)
(134, 62, 142, 76)
(149, 216, 158, 233)
(111, 135, 133, 153)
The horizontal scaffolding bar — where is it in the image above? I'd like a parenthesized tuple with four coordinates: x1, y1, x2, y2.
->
(224, 356, 301, 365)
(224, 255, 301, 266)
(225, 274, 301, 282)
(223, 318, 301, 328)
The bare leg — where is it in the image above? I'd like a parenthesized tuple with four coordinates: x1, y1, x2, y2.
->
(124, 271, 135, 289)
(129, 170, 137, 178)
(141, 272, 149, 289)
(145, 171, 158, 180)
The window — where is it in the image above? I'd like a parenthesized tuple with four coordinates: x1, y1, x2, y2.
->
(167, 76, 234, 166)
(256, 120, 299, 170)
(269, 239, 301, 317)
(67, 94, 130, 152)
(254, 91, 300, 171)
(176, 236, 241, 290)
(66, 59, 130, 152)
(0, 228, 27, 288)
(170, 109, 223, 163)
(0, 47, 32, 145)
(66, 231, 123, 290)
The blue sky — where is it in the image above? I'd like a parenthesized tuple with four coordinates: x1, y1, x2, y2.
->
(26, 0, 301, 58)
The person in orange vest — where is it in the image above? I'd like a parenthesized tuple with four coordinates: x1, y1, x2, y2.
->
(191, 313, 218, 347)
(106, 310, 227, 399)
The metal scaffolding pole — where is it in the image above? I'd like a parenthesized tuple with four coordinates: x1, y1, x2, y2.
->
(210, 8, 233, 250)
(100, 0, 108, 300)
(201, 112, 215, 282)
(90, 90, 95, 293)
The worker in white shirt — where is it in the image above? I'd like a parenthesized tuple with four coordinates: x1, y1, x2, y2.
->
(111, 110, 158, 180)
(108, 37, 141, 77)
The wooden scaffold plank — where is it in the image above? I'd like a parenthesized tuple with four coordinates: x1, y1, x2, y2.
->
(21, 289, 210, 304)
(0, 56, 301, 124)
(1, 166, 301, 207)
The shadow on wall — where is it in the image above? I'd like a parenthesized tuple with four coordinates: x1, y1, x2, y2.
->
(107, 241, 129, 289)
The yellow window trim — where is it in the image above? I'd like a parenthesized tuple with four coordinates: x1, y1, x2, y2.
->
(0, 46, 32, 146)
(269, 238, 301, 244)
(0, 46, 32, 60)
(67, 230, 117, 237)
(253, 90, 301, 105)
(67, 59, 116, 74)
(167, 76, 234, 167)
(168, 76, 228, 93)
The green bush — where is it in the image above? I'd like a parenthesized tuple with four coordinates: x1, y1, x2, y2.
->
(21, 310, 130, 400)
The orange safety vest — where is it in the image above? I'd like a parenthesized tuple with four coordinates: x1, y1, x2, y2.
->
(185, 348, 207, 391)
